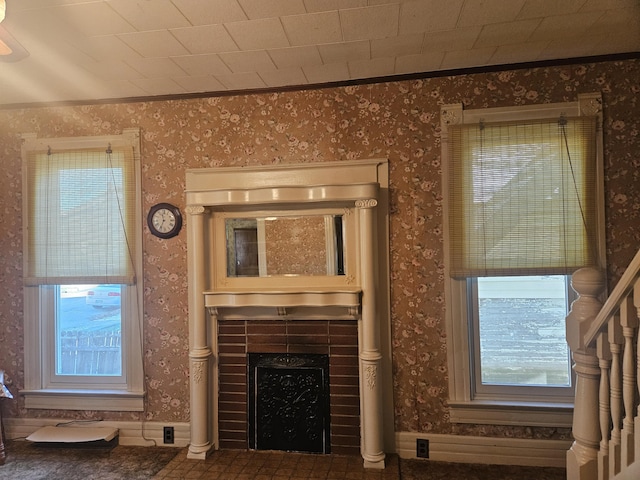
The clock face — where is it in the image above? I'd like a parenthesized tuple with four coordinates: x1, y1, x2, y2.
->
(148, 203, 182, 239)
(152, 208, 176, 233)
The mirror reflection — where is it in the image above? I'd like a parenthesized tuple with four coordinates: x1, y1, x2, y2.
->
(226, 215, 345, 277)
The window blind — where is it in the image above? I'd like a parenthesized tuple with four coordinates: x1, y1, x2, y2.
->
(446, 116, 598, 278)
(24, 146, 136, 285)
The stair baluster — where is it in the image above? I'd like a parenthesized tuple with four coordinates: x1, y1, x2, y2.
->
(609, 315, 623, 476)
(597, 331, 612, 480)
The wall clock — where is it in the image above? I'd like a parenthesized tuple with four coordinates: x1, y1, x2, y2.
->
(147, 203, 182, 239)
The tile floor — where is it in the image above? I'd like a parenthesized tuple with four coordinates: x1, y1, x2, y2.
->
(154, 449, 400, 480)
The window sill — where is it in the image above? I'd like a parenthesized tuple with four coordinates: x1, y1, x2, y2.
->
(21, 389, 145, 412)
(448, 400, 573, 428)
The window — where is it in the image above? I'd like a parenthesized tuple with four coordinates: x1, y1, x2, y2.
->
(441, 95, 605, 426)
(21, 129, 144, 411)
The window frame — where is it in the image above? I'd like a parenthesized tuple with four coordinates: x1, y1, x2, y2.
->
(21, 129, 144, 411)
(440, 94, 605, 427)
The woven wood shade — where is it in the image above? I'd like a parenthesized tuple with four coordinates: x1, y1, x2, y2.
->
(446, 116, 598, 278)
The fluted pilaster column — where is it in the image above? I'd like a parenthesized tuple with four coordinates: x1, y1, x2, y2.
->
(186, 205, 213, 459)
(356, 199, 385, 469)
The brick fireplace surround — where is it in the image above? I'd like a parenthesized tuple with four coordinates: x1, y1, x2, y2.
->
(217, 319, 361, 455)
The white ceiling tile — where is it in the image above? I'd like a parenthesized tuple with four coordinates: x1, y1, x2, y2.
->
(421, 27, 482, 53)
(171, 25, 239, 55)
(303, 62, 350, 83)
(119, 30, 191, 58)
(368, 0, 409, 4)
(81, 59, 144, 81)
(475, 19, 542, 48)
(457, 0, 527, 27)
(371, 34, 423, 58)
(304, 0, 368, 12)
(0, 55, 104, 104)
(171, 0, 247, 26)
(579, 0, 639, 12)
(395, 51, 444, 74)
(225, 18, 290, 50)
(340, 4, 400, 41)
(282, 11, 343, 46)
(220, 50, 277, 73)
(587, 32, 640, 55)
(58, 2, 136, 36)
(107, 0, 190, 31)
(528, 11, 604, 42)
(589, 8, 640, 37)
(517, 0, 588, 20)
(259, 67, 309, 87)
(318, 40, 370, 63)
(172, 75, 227, 92)
(348, 56, 395, 79)
(4, 0, 84, 12)
(268, 45, 323, 68)
(3, 6, 81, 45)
(171, 54, 234, 76)
(48, 42, 96, 65)
(441, 46, 496, 69)
(103, 79, 149, 99)
(76, 36, 142, 62)
(214, 71, 267, 90)
(130, 76, 187, 96)
(126, 57, 187, 78)
(489, 40, 550, 64)
(238, 0, 306, 19)
(399, 0, 464, 35)
(304, 0, 368, 13)
(0, 0, 636, 105)
(303, 0, 340, 12)
(537, 35, 600, 60)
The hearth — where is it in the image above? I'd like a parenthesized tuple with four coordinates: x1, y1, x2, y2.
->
(248, 353, 330, 454)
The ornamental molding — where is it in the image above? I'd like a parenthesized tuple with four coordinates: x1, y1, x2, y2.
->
(365, 365, 377, 390)
(185, 205, 205, 215)
(440, 104, 463, 127)
(355, 199, 377, 209)
(578, 93, 602, 117)
(191, 361, 204, 385)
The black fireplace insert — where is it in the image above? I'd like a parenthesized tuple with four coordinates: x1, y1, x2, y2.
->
(248, 353, 330, 454)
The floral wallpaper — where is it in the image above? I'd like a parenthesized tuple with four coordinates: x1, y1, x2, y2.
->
(0, 58, 638, 442)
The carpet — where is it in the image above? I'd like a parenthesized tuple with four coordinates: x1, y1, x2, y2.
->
(1, 440, 179, 480)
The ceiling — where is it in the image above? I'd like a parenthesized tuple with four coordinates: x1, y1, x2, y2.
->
(0, 0, 638, 107)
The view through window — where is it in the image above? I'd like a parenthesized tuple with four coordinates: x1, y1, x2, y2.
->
(475, 275, 571, 388)
(57, 284, 123, 376)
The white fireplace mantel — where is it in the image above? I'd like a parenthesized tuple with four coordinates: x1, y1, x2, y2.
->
(185, 159, 393, 469)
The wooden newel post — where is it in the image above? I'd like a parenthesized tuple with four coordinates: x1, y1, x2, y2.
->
(566, 267, 606, 480)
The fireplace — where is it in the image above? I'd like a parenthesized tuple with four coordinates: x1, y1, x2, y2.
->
(185, 160, 392, 469)
(217, 319, 361, 455)
(248, 353, 330, 453)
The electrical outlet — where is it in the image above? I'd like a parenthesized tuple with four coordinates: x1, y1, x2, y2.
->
(163, 426, 174, 444)
(416, 438, 429, 458)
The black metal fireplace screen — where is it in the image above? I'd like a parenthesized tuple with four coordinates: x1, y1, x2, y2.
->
(248, 353, 330, 454)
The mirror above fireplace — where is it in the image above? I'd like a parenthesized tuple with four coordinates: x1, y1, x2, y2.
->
(224, 213, 346, 278)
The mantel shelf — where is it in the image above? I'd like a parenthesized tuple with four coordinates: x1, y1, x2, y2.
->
(204, 289, 361, 309)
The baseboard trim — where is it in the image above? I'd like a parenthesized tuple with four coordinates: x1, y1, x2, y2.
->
(5, 417, 190, 448)
(395, 431, 571, 468)
(6, 420, 569, 467)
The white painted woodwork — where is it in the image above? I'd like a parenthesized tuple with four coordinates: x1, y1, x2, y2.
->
(185, 159, 391, 469)
(566, 247, 640, 480)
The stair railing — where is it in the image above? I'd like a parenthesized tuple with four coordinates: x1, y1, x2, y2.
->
(566, 248, 640, 480)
